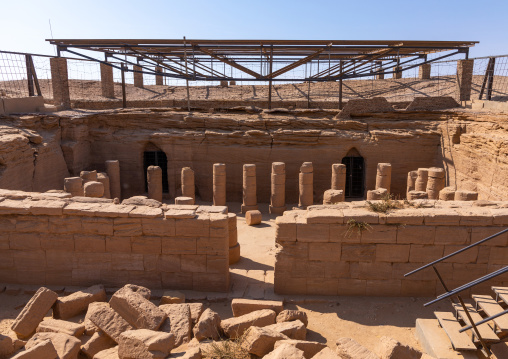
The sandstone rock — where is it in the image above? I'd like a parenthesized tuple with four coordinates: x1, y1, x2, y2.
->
(84, 181, 105, 198)
(0, 334, 13, 358)
(11, 287, 58, 338)
(312, 347, 341, 359)
(455, 190, 478, 201)
(81, 170, 98, 184)
(264, 343, 306, 359)
(118, 329, 174, 359)
(175, 196, 194, 205)
(188, 303, 205, 325)
(171, 347, 201, 359)
(192, 308, 221, 341)
(81, 331, 116, 359)
(336, 337, 379, 359)
(123, 284, 151, 300)
(407, 190, 428, 200)
(231, 299, 284, 317)
(367, 188, 388, 201)
(88, 303, 134, 343)
(274, 340, 327, 359)
(84, 302, 107, 336)
(97, 173, 111, 199)
(159, 304, 192, 347)
(26, 332, 81, 359)
(265, 320, 306, 340)
(241, 326, 289, 357)
(53, 284, 107, 320)
(160, 291, 185, 305)
(276, 310, 309, 327)
(221, 309, 276, 339)
(109, 286, 167, 330)
(122, 196, 162, 208)
(93, 346, 119, 359)
(323, 189, 344, 204)
(245, 210, 262, 225)
(374, 336, 421, 359)
(36, 318, 85, 337)
(11, 339, 57, 359)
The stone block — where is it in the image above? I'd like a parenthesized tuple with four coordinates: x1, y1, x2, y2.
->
(306, 209, 344, 224)
(131, 236, 161, 254)
(192, 308, 221, 341)
(84, 181, 105, 198)
(489, 246, 508, 265)
(351, 262, 393, 280)
(308, 243, 341, 261)
(375, 336, 421, 359)
(118, 329, 174, 359)
(409, 244, 444, 262)
(307, 278, 338, 296)
(337, 278, 366, 296)
(312, 347, 341, 359)
(221, 309, 276, 339)
(9, 232, 41, 250)
(94, 346, 119, 359)
(29, 200, 66, 216)
(397, 226, 435, 244)
(81, 331, 116, 359)
(159, 303, 192, 347)
(471, 226, 508, 246)
(385, 209, 423, 225)
(25, 332, 81, 359)
(106, 237, 131, 253)
(375, 244, 410, 263)
(161, 237, 196, 254)
(11, 287, 58, 338)
(434, 226, 470, 245)
(36, 318, 85, 337)
(175, 216, 210, 237)
(323, 190, 344, 205)
(366, 279, 401, 296)
(336, 337, 378, 359)
(264, 343, 306, 359)
(75, 234, 106, 252)
(361, 226, 396, 244)
(400, 280, 436, 297)
(114, 218, 143, 237)
(341, 244, 376, 262)
(342, 209, 380, 224)
(231, 298, 283, 317)
(53, 284, 106, 320)
(49, 217, 82, 234)
(82, 218, 114, 236)
(296, 224, 330, 242)
(273, 340, 326, 359)
(11, 339, 57, 359)
(160, 290, 185, 305)
(87, 302, 134, 343)
(109, 286, 167, 330)
(181, 255, 207, 273)
(265, 320, 306, 340)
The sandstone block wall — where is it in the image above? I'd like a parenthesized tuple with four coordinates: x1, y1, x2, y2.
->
(0, 190, 229, 291)
(274, 201, 508, 296)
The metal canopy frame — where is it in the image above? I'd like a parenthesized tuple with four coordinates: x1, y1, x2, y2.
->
(47, 39, 478, 82)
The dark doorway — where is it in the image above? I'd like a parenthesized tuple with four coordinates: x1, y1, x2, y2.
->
(341, 150, 365, 198)
(143, 151, 169, 193)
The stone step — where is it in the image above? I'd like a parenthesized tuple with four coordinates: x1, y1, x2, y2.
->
(472, 294, 508, 331)
(435, 312, 477, 351)
(416, 318, 478, 359)
(452, 303, 499, 343)
(491, 286, 508, 306)
(489, 341, 508, 359)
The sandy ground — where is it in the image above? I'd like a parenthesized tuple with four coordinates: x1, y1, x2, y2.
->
(0, 201, 456, 356)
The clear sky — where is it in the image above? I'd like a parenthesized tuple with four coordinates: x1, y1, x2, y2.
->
(1, 0, 507, 58)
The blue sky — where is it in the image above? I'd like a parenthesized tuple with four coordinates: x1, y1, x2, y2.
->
(1, 0, 507, 58)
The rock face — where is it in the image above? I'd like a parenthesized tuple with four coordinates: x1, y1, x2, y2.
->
(159, 304, 192, 347)
(11, 287, 58, 338)
(53, 284, 107, 320)
(221, 309, 277, 339)
(109, 286, 167, 331)
(336, 337, 379, 359)
(118, 329, 174, 359)
(25, 332, 81, 359)
(241, 326, 289, 357)
(192, 309, 221, 341)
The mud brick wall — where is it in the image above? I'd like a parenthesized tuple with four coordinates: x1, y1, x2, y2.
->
(274, 202, 508, 296)
(0, 191, 229, 291)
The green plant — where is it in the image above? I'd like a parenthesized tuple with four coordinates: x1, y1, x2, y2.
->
(366, 192, 402, 213)
(344, 219, 372, 238)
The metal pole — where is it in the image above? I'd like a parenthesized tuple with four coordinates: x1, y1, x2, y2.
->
(183, 36, 191, 112)
(25, 55, 34, 96)
(339, 60, 343, 110)
(121, 63, 126, 108)
(268, 45, 273, 110)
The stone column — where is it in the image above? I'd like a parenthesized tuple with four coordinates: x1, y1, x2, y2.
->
(456, 59, 474, 102)
(155, 66, 163, 85)
(393, 66, 402, 79)
(105, 160, 121, 200)
(419, 64, 431, 80)
(375, 163, 391, 192)
(64, 177, 83, 197)
(270, 162, 286, 215)
(133, 65, 144, 88)
(299, 162, 313, 207)
(213, 163, 226, 206)
(228, 213, 240, 265)
(181, 167, 195, 204)
(100, 63, 115, 98)
(97, 172, 111, 199)
(50, 57, 70, 109)
(439, 187, 455, 201)
(80, 170, 97, 184)
(147, 165, 163, 202)
(415, 168, 429, 192)
(241, 164, 258, 213)
(426, 167, 445, 200)
(407, 171, 418, 197)
(331, 163, 346, 192)
(376, 61, 384, 80)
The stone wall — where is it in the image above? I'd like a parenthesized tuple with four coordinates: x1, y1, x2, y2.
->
(0, 189, 230, 291)
(274, 201, 508, 296)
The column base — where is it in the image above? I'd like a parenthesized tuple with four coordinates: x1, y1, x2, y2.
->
(269, 205, 286, 215)
(241, 204, 258, 214)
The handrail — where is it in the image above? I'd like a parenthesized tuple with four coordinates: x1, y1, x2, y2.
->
(459, 308, 508, 333)
(404, 228, 508, 277)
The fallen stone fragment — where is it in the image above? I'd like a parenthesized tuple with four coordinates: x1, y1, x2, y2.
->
(88, 303, 134, 343)
(25, 332, 81, 359)
(53, 284, 107, 320)
(192, 308, 221, 341)
(118, 329, 174, 359)
(266, 320, 306, 340)
(160, 290, 185, 305)
(37, 318, 86, 337)
(11, 287, 59, 338)
(124, 284, 151, 300)
(264, 342, 306, 359)
(274, 340, 327, 359)
(221, 309, 276, 339)
(81, 331, 116, 359)
(171, 347, 202, 359)
(241, 326, 289, 357)
(374, 336, 421, 359)
(188, 303, 205, 325)
(0, 334, 13, 358)
(109, 286, 167, 330)
(84, 302, 108, 336)
(312, 347, 341, 359)
(159, 304, 192, 348)
(231, 298, 284, 317)
(93, 346, 119, 359)
(276, 309, 309, 327)
(336, 337, 379, 359)
(11, 339, 58, 359)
